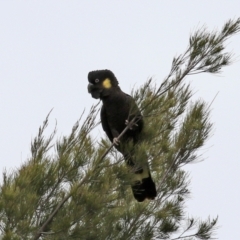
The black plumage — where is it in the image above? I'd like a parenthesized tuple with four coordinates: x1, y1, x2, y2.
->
(87, 69, 157, 202)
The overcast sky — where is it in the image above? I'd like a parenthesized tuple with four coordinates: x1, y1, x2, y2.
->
(0, 1, 239, 239)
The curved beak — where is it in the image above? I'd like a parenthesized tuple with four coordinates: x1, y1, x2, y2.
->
(88, 83, 94, 93)
(88, 83, 101, 99)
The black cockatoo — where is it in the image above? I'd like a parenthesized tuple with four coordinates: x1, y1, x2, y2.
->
(87, 69, 156, 202)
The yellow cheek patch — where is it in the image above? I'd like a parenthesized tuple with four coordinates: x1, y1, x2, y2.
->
(102, 78, 112, 89)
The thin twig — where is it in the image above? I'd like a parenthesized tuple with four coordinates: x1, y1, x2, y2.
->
(99, 116, 140, 161)
(206, 91, 219, 111)
(33, 176, 87, 239)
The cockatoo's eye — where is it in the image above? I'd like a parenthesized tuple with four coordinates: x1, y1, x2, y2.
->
(95, 79, 99, 83)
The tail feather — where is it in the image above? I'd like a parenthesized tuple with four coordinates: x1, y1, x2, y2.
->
(131, 174, 157, 202)
(122, 152, 157, 202)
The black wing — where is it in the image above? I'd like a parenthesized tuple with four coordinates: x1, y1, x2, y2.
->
(100, 105, 114, 142)
(125, 94, 144, 136)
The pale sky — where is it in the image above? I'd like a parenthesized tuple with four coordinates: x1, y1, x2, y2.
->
(0, 1, 239, 239)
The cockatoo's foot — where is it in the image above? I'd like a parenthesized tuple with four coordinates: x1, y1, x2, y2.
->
(113, 138, 120, 145)
(125, 120, 138, 130)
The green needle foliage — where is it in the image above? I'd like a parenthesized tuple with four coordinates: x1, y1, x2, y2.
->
(0, 18, 239, 240)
